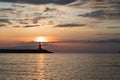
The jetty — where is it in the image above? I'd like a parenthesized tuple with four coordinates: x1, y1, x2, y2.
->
(0, 49, 53, 53)
(0, 42, 53, 53)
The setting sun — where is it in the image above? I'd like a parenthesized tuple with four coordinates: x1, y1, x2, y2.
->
(35, 36, 47, 42)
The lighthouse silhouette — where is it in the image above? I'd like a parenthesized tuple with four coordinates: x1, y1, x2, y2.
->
(38, 42, 42, 50)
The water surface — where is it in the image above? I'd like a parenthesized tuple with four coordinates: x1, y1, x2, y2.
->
(0, 53, 120, 80)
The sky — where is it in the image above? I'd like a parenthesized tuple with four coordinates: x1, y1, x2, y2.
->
(0, 0, 120, 53)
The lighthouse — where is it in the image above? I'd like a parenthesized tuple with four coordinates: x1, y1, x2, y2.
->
(38, 42, 42, 50)
(35, 37, 47, 50)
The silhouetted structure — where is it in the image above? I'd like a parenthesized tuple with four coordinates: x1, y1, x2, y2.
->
(39, 42, 42, 50)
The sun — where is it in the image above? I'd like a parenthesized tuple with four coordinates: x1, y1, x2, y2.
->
(35, 36, 47, 42)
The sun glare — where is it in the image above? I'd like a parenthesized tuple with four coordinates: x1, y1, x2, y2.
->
(35, 36, 47, 42)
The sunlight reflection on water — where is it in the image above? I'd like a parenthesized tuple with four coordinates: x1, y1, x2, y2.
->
(0, 53, 120, 80)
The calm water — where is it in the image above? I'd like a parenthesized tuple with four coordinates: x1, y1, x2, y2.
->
(0, 53, 120, 80)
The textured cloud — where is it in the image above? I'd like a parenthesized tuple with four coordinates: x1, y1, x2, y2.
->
(13, 25, 40, 28)
(79, 9, 120, 19)
(0, 24, 6, 27)
(17, 20, 28, 24)
(43, 7, 57, 12)
(33, 16, 53, 21)
(55, 23, 86, 27)
(0, 5, 58, 28)
(71, 0, 120, 8)
(15, 14, 53, 26)
(0, 8, 15, 12)
(0, 0, 75, 4)
(75, 0, 120, 20)
(0, 19, 11, 24)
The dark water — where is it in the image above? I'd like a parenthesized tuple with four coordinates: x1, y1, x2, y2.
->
(0, 53, 120, 80)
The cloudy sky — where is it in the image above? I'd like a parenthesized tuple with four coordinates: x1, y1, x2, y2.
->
(0, 0, 120, 53)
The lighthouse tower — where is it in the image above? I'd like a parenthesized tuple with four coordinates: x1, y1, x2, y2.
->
(38, 42, 42, 50)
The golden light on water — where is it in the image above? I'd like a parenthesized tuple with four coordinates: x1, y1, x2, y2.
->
(35, 36, 47, 42)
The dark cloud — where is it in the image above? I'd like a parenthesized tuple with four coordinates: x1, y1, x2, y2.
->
(94, 39, 120, 43)
(0, 24, 6, 27)
(79, 0, 120, 8)
(13, 14, 54, 25)
(0, 19, 11, 24)
(0, 0, 75, 5)
(30, 39, 119, 44)
(16, 16, 47, 25)
(43, 7, 57, 12)
(107, 26, 120, 29)
(59, 39, 120, 43)
(23, 25, 40, 28)
(79, 9, 120, 19)
(32, 16, 54, 24)
(13, 25, 40, 28)
(16, 19, 30, 24)
(18, 21, 28, 24)
(74, 0, 120, 19)
(0, 8, 15, 12)
(91, 21, 102, 23)
(96, 33, 120, 36)
(55, 23, 86, 27)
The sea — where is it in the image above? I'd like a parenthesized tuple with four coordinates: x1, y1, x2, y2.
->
(0, 53, 120, 80)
